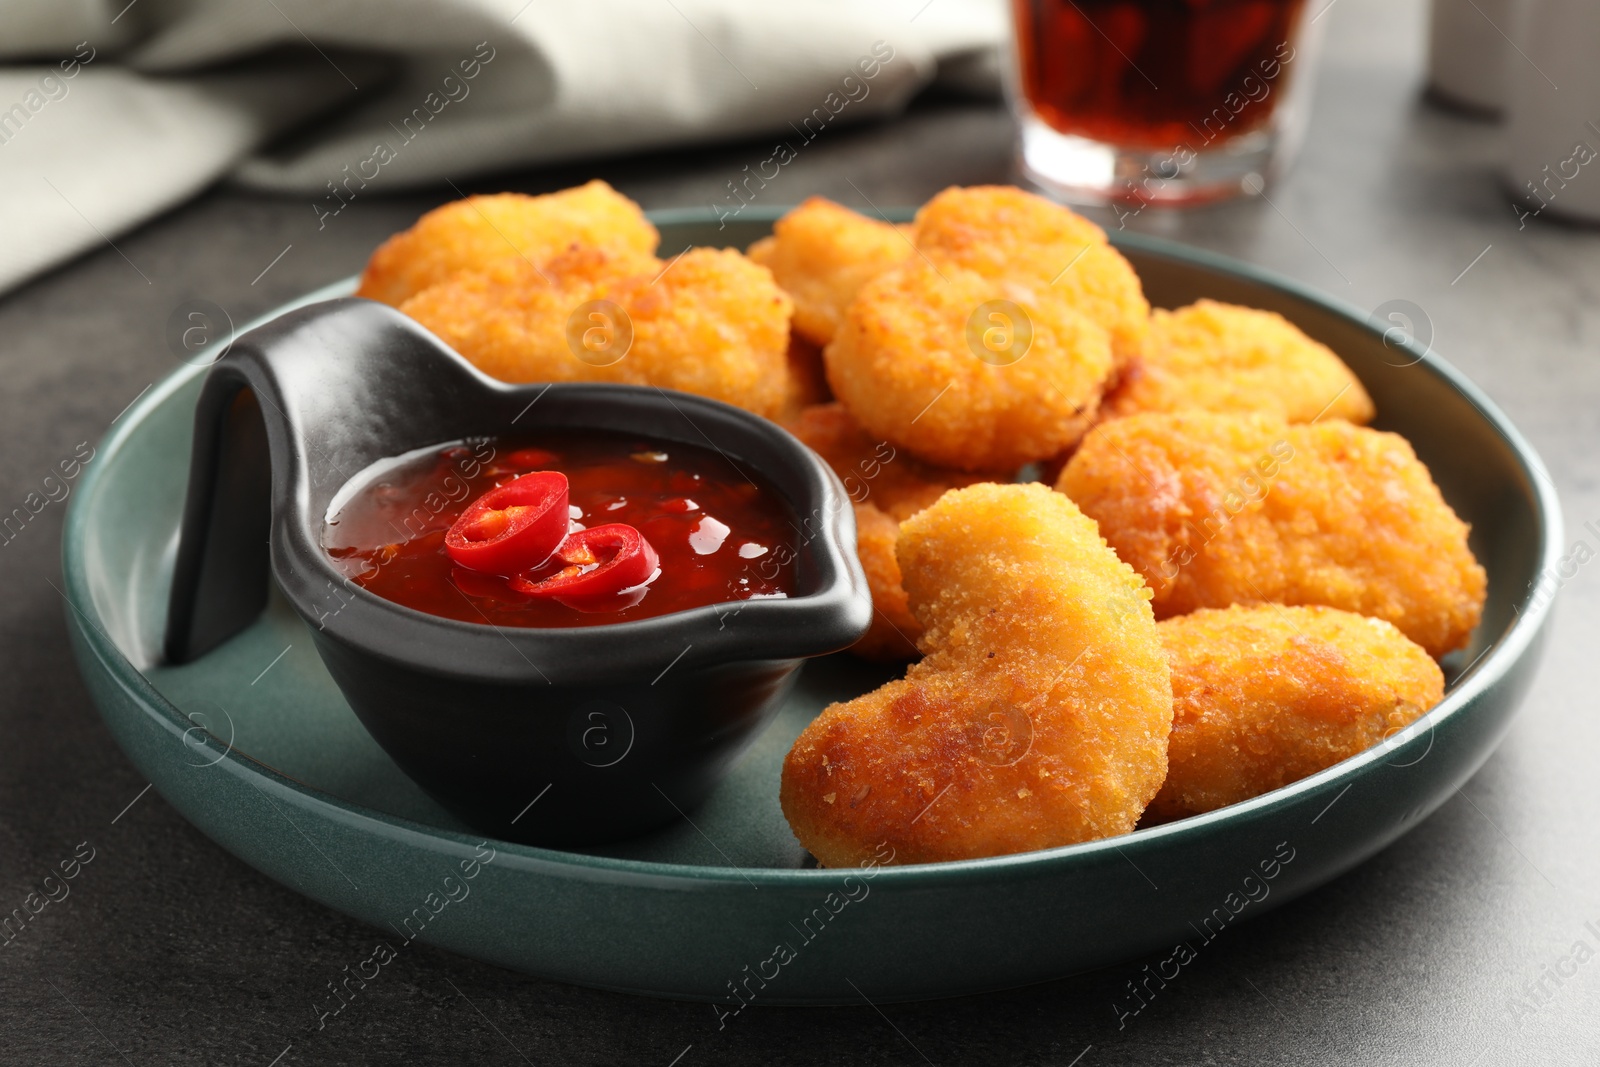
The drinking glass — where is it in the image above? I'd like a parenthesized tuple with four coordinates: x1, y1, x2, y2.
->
(1008, 0, 1326, 207)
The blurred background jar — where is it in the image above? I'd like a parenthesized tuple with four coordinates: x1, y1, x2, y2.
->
(1427, 0, 1508, 114)
(1503, 0, 1600, 223)
(1007, 0, 1327, 207)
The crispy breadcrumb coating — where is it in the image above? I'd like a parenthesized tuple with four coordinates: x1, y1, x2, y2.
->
(400, 255, 612, 383)
(1056, 412, 1486, 657)
(783, 402, 989, 522)
(913, 185, 1150, 362)
(747, 197, 910, 347)
(781, 483, 1173, 866)
(779, 334, 832, 421)
(1147, 605, 1444, 821)
(824, 261, 1115, 471)
(784, 403, 993, 660)
(1107, 300, 1375, 424)
(850, 502, 923, 661)
(357, 181, 659, 306)
(401, 246, 794, 418)
(605, 248, 792, 416)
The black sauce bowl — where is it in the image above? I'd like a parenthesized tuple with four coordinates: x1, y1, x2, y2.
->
(163, 298, 871, 845)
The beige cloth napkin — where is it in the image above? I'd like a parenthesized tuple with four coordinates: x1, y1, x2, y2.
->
(0, 0, 1003, 295)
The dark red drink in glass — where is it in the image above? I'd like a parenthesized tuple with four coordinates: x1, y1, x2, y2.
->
(1010, 0, 1318, 208)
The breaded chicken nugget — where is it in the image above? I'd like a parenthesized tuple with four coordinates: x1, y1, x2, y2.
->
(779, 334, 831, 421)
(748, 197, 910, 347)
(850, 502, 923, 661)
(401, 259, 588, 379)
(402, 246, 794, 418)
(535, 243, 662, 288)
(783, 402, 988, 522)
(398, 248, 645, 384)
(1056, 412, 1486, 657)
(784, 403, 993, 660)
(1107, 300, 1375, 424)
(1147, 604, 1444, 822)
(357, 181, 659, 306)
(824, 262, 1115, 471)
(781, 483, 1173, 866)
(604, 247, 793, 417)
(914, 185, 1150, 361)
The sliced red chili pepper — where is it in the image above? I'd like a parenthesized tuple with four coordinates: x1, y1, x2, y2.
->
(509, 523, 659, 602)
(444, 471, 568, 574)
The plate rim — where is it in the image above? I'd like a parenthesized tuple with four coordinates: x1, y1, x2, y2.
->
(61, 208, 1565, 889)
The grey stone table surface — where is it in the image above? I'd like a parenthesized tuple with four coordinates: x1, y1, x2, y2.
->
(3, 0, 1597, 1063)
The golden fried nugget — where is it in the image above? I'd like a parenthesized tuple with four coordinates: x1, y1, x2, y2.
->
(605, 247, 793, 417)
(747, 197, 910, 347)
(785, 403, 992, 661)
(1107, 300, 1375, 424)
(850, 502, 923, 661)
(401, 259, 590, 380)
(357, 181, 659, 306)
(781, 483, 1173, 866)
(824, 262, 1115, 471)
(536, 243, 662, 288)
(783, 402, 988, 522)
(779, 334, 831, 421)
(399, 249, 644, 385)
(402, 247, 794, 418)
(913, 185, 1150, 361)
(1056, 412, 1487, 657)
(1147, 605, 1444, 822)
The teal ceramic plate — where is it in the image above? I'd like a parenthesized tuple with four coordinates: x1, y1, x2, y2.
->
(62, 209, 1560, 1004)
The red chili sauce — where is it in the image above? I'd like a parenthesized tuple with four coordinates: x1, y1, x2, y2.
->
(323, 432, 797, 627)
